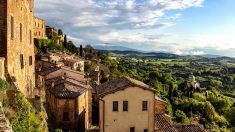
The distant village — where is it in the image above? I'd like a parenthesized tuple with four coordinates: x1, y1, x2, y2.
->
(0, 0, 206, 132)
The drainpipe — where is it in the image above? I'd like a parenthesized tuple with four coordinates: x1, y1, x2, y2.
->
(99, 98, 105, 132)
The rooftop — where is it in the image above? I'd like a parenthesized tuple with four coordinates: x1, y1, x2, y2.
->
(37, 66, 60, 76)
(155, 114, 177, 132)
(96, 76, 155, 97)
(50, 81, 88, 99)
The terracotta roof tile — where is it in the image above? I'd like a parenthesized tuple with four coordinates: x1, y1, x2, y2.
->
(173, 124, 205, 132)
(37, 66, 61, 76)
(50, 82, 88, 99)
(155, 114, 177, 132)
(96, 77, 155, 97)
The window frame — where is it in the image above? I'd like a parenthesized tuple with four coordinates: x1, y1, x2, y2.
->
(130, 127, 135, 132)
(123, 101, 128, 111)
(20, 54, 24, 69)
(113, 101, 118, 112)
(29, 56, 32, 66)
(11, 16, 14, 40)
(20, 23, 23, 42)
(142, 101, 148, 111)
(63, 112, 69, 121)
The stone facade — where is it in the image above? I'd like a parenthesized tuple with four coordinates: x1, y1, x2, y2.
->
(34, 17, 46, 39)
(0, 58, 5, 80)
(0, 0, 35, 97)
(46, 84, 92, 131)
(46, 26, 57, 37)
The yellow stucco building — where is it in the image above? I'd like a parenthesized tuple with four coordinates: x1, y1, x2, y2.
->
(96, 77, 156, 132)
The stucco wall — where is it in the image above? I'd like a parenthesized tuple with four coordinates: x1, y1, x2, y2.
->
(99, 86, 155, 132)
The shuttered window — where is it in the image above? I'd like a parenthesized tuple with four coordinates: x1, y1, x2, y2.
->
(20, 23, 22, 42)
(29, 56, 32, 66)
(11, 16, 14, 40)
(20, 54, 24, 69)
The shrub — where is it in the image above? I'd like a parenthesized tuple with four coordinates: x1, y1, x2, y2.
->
(11, 91, 44, 132)
(175, 109, 190, 124)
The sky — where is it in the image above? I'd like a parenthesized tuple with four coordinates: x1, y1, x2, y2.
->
(35, 0, 235, 57)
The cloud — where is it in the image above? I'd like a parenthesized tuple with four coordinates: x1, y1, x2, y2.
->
(35, 0, 226, 55)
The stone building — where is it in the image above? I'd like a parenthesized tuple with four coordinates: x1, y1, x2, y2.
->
(46, 77, 92, 131)
(35, 60, 93, 131)
(96, 77, 156, 132)
(0, 0, 35, 97)
(34, 17, 46, 39)
(62, 59, 84, 72)
(46, 26, 57, 37)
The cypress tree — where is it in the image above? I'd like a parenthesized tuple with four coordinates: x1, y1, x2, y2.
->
(80, 45, 83, 57)
(64, 34, 67, 48)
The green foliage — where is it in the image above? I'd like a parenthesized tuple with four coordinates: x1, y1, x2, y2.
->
(56, 129, 63, 132)
(210, 79, 222, 88)
(0, 79, 9, 92)
(84, 62, 94, 74)
(64, 41, 78, 54)
(11, 91, 44, 132)
(175, 109, 190, 124)
(35, 38, 61, 53)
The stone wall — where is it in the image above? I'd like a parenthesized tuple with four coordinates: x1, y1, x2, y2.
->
(154, 99, 166, 114)
(34, 17, 46, 39)
(0, 0, 36, 97)
(0, 0, 7, 57)
(0, 58, 5, 80)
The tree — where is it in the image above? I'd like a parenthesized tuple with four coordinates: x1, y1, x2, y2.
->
(85, 45, 94, 53)
(175, 109, 190, 124)
(58, 29, 63, 36)
(80, 45, 83, 57)
(64, 34, 67, 48)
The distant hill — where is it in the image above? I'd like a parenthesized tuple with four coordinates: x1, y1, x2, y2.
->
(201, 54, 223, 58)
(98, 50, 180, 59)
(98, 50, 235, 61)
(93, 45, 138, 51)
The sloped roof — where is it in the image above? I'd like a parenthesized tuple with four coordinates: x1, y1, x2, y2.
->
(155, 114, 177, 132)
(37, 66, 61, 76)
(50, 81, 88, 99)
(96, 77, 156, 97)
(173, 124, 205, 132)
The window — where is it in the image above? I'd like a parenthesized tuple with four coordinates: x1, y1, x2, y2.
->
(113, 101, 118, 111)
(142, 101, 148, 111)
(123, 101, 128, 111)
(20, 23, 22, 42)
(30, 30, 32, 44)
(144, 129, 148, 132)
(63, 112, 69, 121)
(11, 16, 14, 40)
(20, 54, 24, 69)
(29, 56, 32, 65)
(130, 127, 135, 132)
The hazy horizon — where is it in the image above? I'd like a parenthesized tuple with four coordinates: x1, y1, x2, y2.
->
(35, 0, 235, 57)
